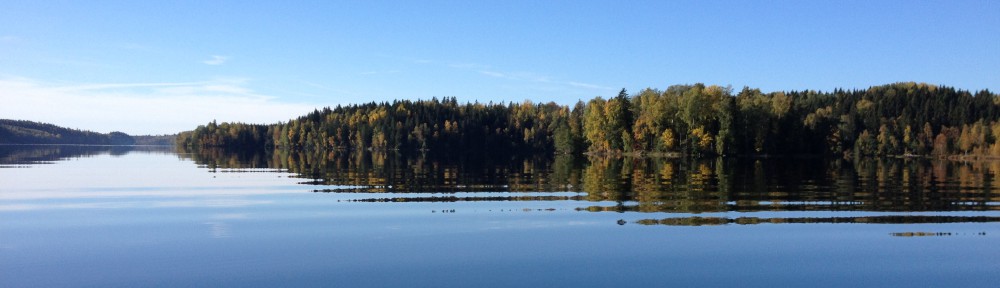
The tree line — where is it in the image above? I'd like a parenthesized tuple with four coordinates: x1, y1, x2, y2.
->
(177, 82, 999, 158)
(0, 119, 135, 145)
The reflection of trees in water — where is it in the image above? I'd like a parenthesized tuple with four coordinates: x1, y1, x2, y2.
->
(180, 147, 578, 193)
(350, 195, 583, 202)
(0, 145, 172, 165)
(581, 157, 1000, 213)
(179, 147, 1000, 214)
(635, 216, 1000, 226)
(889, 232, 987, 237)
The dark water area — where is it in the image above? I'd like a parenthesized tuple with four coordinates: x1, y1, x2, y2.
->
(2, 145, 999, 287)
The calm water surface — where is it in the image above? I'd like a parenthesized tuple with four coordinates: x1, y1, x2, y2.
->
(2, 145, 999, 287)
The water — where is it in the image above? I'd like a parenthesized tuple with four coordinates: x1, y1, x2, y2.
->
(2, 145, 999, 287)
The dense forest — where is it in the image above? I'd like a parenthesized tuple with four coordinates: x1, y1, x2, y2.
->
(0, 119, 175, 145)
(132, 135, 178, 146)
(177, 82, 999, 158)
(0, 119, 135, 145)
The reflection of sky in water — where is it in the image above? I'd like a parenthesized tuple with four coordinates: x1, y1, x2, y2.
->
(0, 151, 307, 217)
(203, 214, 248, 238)
(204, 221, 231, 238)
(2, 154, 303, 196)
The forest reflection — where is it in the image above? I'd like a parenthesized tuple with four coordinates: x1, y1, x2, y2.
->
(0, 145, 173, 166)
(635, 216, 1000, 226)
(177, 147, 1000, 218)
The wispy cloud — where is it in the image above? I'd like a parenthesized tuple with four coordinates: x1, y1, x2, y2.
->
(203, 55, 228, 65)
(51, 81, 209, 91)
(359, 70, 400, 76)
(0, 77, 316, 135)
(479, 70, 508, 78)
(37, 57, 110, 68)
(120, 42, 152, 51)
(294, 79, 362, 99)
(449, 62, 489, 70)
(568, 81, 613, 90)
(445, 60, 612, 92)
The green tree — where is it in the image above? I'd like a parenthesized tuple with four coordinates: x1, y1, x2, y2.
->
(584, 98, 609, 152)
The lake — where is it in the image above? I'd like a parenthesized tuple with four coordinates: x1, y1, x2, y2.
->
(2, 145, 999, 287)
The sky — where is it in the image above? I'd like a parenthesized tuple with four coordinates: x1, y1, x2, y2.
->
(1, 0, 997, 135)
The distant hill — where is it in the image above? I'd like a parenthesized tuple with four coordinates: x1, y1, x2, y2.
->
(133, 135, 177, 146)
(0, 119, 172, 145)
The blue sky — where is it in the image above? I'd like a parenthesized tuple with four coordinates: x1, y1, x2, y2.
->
(1, 0, 997, 135)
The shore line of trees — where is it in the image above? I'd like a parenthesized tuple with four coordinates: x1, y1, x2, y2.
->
(1, 119, 135, 145)
(0, 119, 178, 146)
(177, 82, 998, 159)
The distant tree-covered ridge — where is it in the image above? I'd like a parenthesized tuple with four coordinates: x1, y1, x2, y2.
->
(177, 82, 999, 158)
(132, 135, 178, 146)
(0, 119, 155, 145)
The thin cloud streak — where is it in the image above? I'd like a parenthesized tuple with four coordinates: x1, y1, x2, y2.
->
(203, 55, 228, 65)
(479, 70, 508, 78)
(359, 70, 400, 76)
(404, 57, 573, 88)
(443, 59, 613, 92)
(568, 81, 613, 90)
(52, 81, 211, 91)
